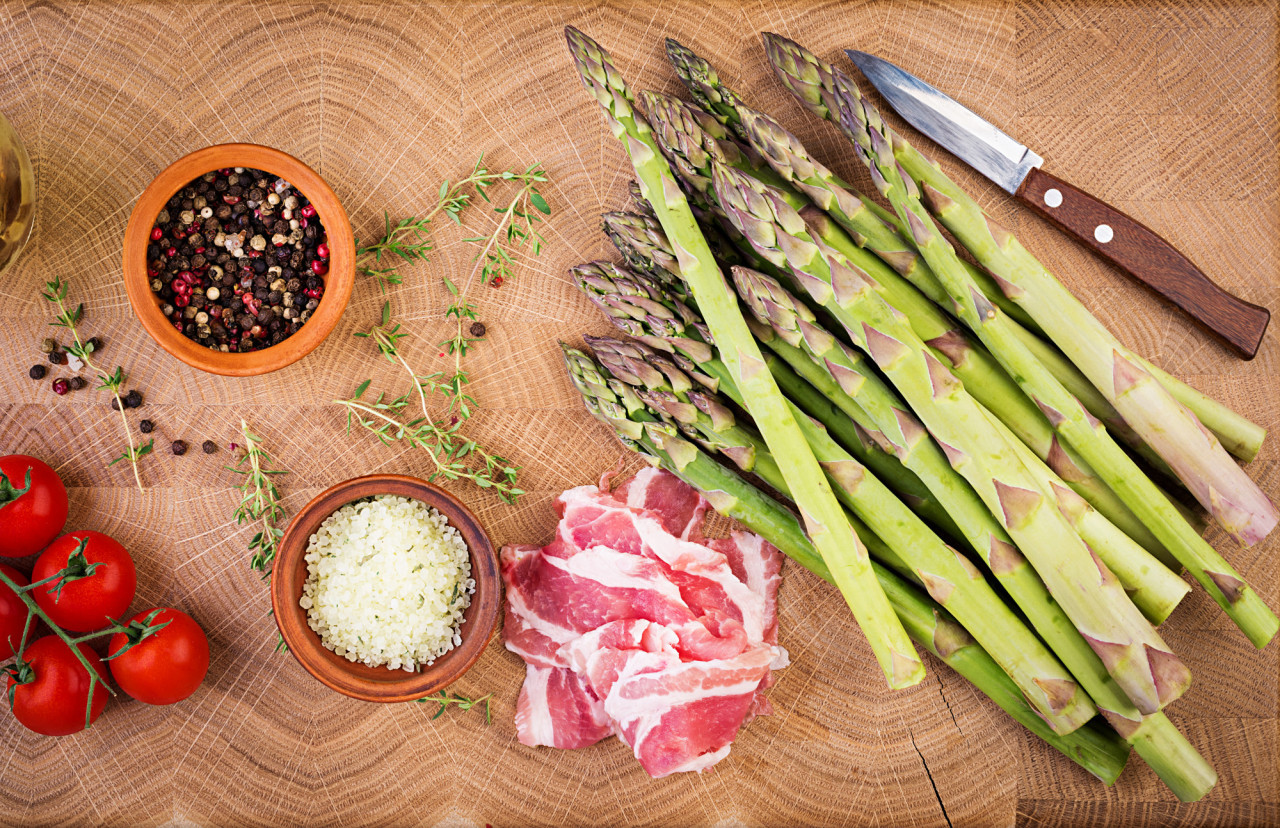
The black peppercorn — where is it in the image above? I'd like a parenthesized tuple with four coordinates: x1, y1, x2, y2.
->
(68, 377, 86, 391)
(149, 168, 326, 355)
(139, 419, 155, 434)
(124, 390, 143, 408)
(86, 336, 103, 353)
(111, 397, 121, 411)
(201, 440, 218, 455)
(29, 364, 47, 380)
(469, 322, 487, 338)
(171, 440, 188, 456)
(48, 350, 66, 365)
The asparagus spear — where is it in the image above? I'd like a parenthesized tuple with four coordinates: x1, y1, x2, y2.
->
(762, 34, 1271, 487)
(712, 158, 1191, 715)
(733, 265, 1189, 625)
(733, 104, 1160, 459)
(757, 35, 1265, 466)
(583, 239, 1180, 621)
(572, 259, 957, 534)
(642, 89, 1169, 561)
(708, 164, 1221, 798)
(767, 34, 1278, 649)
(595, 212, 1195, 599)
(561, 342, 1131, 785)
(566, 26, 923, 688)
(627, 180, 658, 221)
(664, 37, 751, 142)
(589, 334, 1096, 734)
(568, 309, 1214, 800)
(662, 40, 1187, 488)
(666, 37, 1037, 331)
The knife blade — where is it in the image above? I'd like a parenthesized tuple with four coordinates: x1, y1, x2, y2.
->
(845, 49, 1270, 359)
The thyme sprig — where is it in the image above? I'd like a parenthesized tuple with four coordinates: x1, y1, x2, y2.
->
(355, 214, 434, 292)
(354, 154, 549, 293)
(439, 161, 549, 361)
(226, 421, 289, 577)
(340, 303, 524, 503)
(41, 276, 150, 490)
(461, 163, 549, 287)
(434, 163, 550, 413)
(416, 691, 493, 724)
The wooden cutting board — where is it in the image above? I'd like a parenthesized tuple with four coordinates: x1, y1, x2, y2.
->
(0, 1, 1276, 825)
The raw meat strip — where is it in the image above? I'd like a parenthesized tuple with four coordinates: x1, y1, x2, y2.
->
(613, 465, 709, 540)
(708, 531, 784, 646)
(607, 645, 778, 777)
(501, 469, 787, 777)
(515, 664, 612, 749)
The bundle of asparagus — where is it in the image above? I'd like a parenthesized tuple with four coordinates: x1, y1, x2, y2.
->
(562, 27, 1275, 801)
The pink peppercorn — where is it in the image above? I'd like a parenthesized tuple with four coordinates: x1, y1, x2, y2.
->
(316, 242, 329, 259)
(166, 247, 177, 257)
(150, 227, 164, 241)
(311, 260, 328, 276)
(300, 204, 316, 218)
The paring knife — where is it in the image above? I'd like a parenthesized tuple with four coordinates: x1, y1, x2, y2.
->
(846, 49, 1270, 360)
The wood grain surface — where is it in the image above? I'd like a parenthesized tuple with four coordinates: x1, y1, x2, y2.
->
(0, 1, 1276, 826)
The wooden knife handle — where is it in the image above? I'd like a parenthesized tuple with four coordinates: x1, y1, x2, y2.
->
(1017, 167, 1270, 359)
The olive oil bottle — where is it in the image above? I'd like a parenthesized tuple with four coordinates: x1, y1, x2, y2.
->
(0, 111, 34, 277)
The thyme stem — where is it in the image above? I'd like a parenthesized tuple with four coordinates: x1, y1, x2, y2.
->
(227, 421, 289, 577)
(41, 277, 148, 490)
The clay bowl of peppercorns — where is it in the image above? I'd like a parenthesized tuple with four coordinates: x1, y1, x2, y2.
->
(123, 144, 353, 376)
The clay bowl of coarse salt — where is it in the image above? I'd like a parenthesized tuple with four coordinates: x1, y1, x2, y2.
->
(271, 474, 500, 702)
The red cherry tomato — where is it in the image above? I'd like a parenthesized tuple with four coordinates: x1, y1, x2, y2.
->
(5, 636, 108, 736)
(32, 531, 136, 633)
(0, 455, 69, 559)
(0, 563, 30, 660)
(108, 608, 209, 705)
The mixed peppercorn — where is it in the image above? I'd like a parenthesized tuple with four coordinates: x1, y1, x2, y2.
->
(146, 167, 329, 353)
(32, 338, 104, 396)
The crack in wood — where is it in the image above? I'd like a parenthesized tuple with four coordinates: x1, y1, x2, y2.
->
(909, 726, 953, 828)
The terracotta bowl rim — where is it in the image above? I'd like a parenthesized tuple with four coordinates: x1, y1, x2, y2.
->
(270, 474, 501, 703)
(122, 142, 354, 377)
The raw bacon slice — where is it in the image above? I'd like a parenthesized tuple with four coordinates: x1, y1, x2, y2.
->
(613, 465, 709, 540)
(501, 469, 787, 777)
(708, 531, 784, 647)
(558, 487, 768, 649)
(608, 645, 778, 777)
(515, 664, 612, 749)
